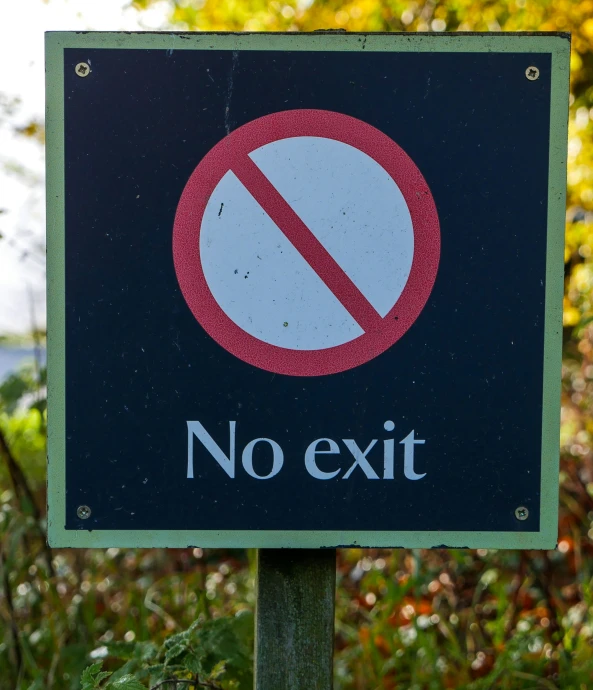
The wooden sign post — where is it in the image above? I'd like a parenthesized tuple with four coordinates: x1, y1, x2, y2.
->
(255, 550, 336, 690)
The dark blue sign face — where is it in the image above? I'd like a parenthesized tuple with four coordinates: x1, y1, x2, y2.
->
(61, 42, 555, 541)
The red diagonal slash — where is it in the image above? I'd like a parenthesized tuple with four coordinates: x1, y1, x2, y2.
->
(231, 155, 383, 333)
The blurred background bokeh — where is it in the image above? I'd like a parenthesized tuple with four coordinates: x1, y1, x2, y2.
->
(2, 1, 593, 688)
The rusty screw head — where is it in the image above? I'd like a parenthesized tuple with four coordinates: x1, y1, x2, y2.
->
(75, 62, 91, 78)
(515, 506, 529, 521)
(525, 66, 539, 81)
(77, 505, 91, 520)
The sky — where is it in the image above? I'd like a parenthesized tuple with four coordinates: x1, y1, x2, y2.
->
(0, 0, 171, 335)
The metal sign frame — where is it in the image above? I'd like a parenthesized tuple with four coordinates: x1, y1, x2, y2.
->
(46, 31, 569, 549)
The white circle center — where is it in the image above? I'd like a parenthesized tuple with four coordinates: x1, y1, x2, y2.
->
(200, 136, 414, 350)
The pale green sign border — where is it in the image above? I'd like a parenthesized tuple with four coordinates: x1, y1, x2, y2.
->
(46, 31, 570, 549)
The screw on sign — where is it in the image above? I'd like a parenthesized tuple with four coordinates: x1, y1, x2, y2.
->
(76, 505, 91, 520)
(75, 62, 90, 77)
(525, 65, 540, 81)
(173, 110, 440, 376)
(515, 506, 529, 521)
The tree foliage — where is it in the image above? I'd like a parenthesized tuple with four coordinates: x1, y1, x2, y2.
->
(78, 612, 253, 690)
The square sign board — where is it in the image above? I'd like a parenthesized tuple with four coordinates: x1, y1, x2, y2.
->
(47, 32, 569, 549)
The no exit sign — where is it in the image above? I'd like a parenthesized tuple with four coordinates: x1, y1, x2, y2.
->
(46, 31, 569, 549)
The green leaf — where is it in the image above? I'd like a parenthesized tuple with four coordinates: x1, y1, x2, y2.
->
(0, 371, 30, 413)
(180, 613, 254, 690)
(80, 662, 112, 690)
(183, 652, 204, 675)
(163, 629, 191, 650)
(143, 663, 185, 684)
(106, 675, 146, 690)
(164, 641, 188, 664)
(208, 659, 227, 680)
(81, 662, 102, 684)
(94, 673, 114, 687)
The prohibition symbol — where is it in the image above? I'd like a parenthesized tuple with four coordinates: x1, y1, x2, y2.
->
(173, 109, 440, 377)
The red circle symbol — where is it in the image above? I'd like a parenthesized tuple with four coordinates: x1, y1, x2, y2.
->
(173, 109, 440, 377)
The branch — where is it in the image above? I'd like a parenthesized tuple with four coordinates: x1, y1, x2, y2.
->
(0, 425, 54, 577)
(0, 550, 23, 682)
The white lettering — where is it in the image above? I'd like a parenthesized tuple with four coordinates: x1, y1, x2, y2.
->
(242, 438, 284, 479)
(305, 438, 341, 479)
(383, 439, 395, 479)
(400, 430, 426, 480)
(185, 419, 427, 481)
(383, 421, 395, 479)
(342, 439, 380, 479)
(187, 421, 235, 479)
